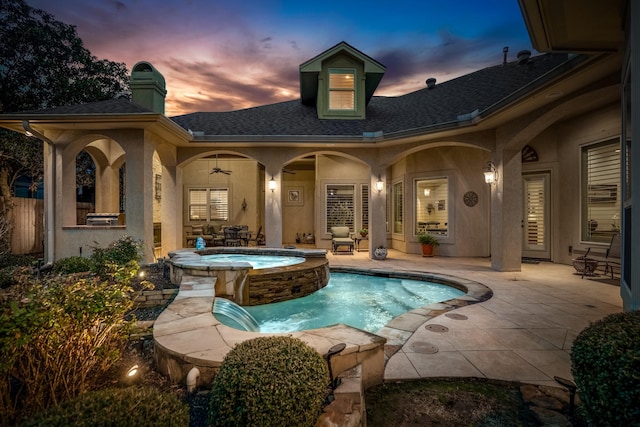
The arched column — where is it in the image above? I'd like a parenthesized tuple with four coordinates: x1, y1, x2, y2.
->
(369, 169, 387, 258)
(490, 147, 522, 271)
(94, 163, 120, 213)
(121, 132, 156, 263)
(264, 166, 283, 248)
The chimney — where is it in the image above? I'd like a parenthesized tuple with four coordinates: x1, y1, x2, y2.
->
(130, 62, 167, 114)
(426, 78, 436, 89)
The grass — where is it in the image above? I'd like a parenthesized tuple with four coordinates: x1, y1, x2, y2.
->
(366, 378, 542, 427)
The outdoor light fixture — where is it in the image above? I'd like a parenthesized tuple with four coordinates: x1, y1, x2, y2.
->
(324, 342, 346, 391)
(127, 365, 139, 378)
(268, 177, 276, 192)
(124, 364, 141, 384)
(483, 161, 498, 185)
(375, 175, 384, 193)
(423, 188, 431, 196)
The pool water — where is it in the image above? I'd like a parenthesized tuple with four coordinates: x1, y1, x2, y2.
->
(200, 254, 305, 269)
(217, 272, 464, 334)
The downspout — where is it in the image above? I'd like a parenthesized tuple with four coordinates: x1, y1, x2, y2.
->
(22, 121, 55, 264)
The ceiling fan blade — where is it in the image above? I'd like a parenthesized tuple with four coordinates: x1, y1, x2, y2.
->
(283, 169, 296, 174)
(221, 170, 231, 175)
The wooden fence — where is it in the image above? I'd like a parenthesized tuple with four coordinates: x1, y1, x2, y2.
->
(11, 198, 44, 255)
(10, 199, 95, 255)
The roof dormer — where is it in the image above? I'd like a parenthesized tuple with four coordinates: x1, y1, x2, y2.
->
(299, 42, 386, 120)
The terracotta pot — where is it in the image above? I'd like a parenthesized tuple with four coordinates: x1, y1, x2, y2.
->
(421, 243, 434, 257)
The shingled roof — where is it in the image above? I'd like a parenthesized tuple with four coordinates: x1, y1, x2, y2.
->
(16, 98, 153, 115)
(171, 53, 574, 139)
(5, 53, 576, 141)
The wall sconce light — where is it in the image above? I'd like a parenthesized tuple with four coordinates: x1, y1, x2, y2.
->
(241, 198, 247, 211)
(483, 161, 498, 185)
(268, 177, 276, 192)
(375, 175, 384, 193)
(423, 188, 431, 196)
(427, 203, 434, 215)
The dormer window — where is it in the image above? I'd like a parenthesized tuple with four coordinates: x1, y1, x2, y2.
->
(328, 69, 355, 111)
(299, 42, 386, 120)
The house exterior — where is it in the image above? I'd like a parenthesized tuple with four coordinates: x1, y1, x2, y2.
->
(0, 1, 637, 310)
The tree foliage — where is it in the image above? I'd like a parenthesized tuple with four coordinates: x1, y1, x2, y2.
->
(0, 0, 131, 250)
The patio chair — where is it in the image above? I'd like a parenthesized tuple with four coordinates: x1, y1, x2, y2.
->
(247, 226, 265, 246)
(582, 233, 621, 279)
(330, 226, 354, 254)
(223, 226, 241, 246)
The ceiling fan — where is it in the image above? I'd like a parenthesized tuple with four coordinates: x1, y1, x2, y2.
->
(210, 155, 232, 175)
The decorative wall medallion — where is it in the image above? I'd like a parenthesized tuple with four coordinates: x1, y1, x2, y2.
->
(463, 191, 478, 207)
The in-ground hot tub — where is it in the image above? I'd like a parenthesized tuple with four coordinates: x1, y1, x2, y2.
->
(167, 247, 330, 306)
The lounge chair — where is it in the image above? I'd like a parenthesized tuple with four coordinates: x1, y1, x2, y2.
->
(330, 226, 354, 254)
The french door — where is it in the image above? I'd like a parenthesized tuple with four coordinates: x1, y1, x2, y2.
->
(522, 173, 550, 259)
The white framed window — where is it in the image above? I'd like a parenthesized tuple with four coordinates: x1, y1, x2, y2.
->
(581, 139, 620, 243)
(415, 177, 448, 237)
(360, 184, 369, 230)
(328, 69, 355, 111)
(393, 181, 403, 234)
(326, 184, 355, 232)
(188, 187, 229, 222)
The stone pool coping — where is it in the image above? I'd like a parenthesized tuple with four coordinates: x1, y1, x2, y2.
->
(152, 266, 492, 389)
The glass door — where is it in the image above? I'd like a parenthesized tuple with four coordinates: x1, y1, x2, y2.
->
(522, 173, 550, 259)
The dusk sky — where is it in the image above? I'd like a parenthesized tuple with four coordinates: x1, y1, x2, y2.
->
(28, 0, 534, 117)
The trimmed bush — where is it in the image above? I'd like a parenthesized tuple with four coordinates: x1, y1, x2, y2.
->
(209, 336, 329, 427)
(21, 386, 189, 426)
(53, 256, 92, 275)
(571, 311, 640, 426)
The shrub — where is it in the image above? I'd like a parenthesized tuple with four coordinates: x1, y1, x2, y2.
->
(0, 269, 138, 425)
(21, 386, 189, 426)
(53, 256, 92, 275)
(209, 336, 329, 427)
(90, 235, 142, 279)
(571, 311, 640, 426)
(0, 254, 38, 269)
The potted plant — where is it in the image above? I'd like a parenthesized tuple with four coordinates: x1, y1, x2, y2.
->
(418, 233, 440, 257)
(358, 228, 368, 238)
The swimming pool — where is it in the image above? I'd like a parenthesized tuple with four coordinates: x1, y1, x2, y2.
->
(200, 253, 305, 269)
(215, 272, 465, 333)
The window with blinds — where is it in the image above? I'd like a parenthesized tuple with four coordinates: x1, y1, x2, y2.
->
(328, 69, 355, 110)
(188, 187, 229, 222)
(361, 184, 369, 230)
(415, 177, 448, 237)
(582, 139, 621, 243)
(393, 181, 403, 234)
(326, 184, 354, 232)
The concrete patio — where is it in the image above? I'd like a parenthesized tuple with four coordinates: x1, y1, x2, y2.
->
(326, 249, 622, 388)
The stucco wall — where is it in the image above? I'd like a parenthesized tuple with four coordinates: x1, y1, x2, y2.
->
(181, 158, 260, 243)
(282, 169, 316, 244)
(391, 146, 491, 257)
(553, 103, 620, 265)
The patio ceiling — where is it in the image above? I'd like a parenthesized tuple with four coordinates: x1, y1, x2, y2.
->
(518, 0, 624, 53)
